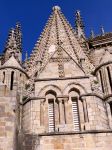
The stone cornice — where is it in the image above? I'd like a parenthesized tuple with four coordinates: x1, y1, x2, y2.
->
(38, 130, 112, 136)
(35, 76, 89, 82)
(22, 92, 103, 105)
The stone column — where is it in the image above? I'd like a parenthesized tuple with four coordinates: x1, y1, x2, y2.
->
(81, 97, 90, 130)
(63, 98, 68, 124)
(82, 98, 89, 122)
(58, 97, 64, 125)
(40, 98, 45, 126)
(106, 102, 112, 129)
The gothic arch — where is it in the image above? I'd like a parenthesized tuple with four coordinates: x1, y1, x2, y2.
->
(63, 82, 87, 95)
(38, 84, 62, 97)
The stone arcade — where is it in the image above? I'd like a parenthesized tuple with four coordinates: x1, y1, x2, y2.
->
(0, 6, 112, 150)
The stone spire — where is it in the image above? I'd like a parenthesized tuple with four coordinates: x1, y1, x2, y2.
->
(4, 24, 22, 63)
(75, 10, 85, 38)
(4, 28, 17, 54)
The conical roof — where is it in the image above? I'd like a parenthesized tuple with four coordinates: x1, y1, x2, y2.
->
(3, 54, 22, 69)
(25, 6, 94, 77)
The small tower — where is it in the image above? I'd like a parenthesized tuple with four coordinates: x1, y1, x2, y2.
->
(75, 10, 85, 38)
(4, 24, 22, 64)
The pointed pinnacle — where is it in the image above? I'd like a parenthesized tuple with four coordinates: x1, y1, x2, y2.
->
(6, 28, 16, 46)
(25, 51, 28, 60)
(101, 26, 105, 35)
(75, 10, 84, 28)
(76, 10, 81, 18)
(90, 29, 95, 38)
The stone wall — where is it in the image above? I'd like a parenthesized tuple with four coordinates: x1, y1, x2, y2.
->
(38, 131, 112, 150)
(0, 84, 18, 150)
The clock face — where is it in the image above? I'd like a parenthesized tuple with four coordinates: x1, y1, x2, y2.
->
(49, 45, 56, 54)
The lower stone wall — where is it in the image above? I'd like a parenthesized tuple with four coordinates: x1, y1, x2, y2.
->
(38, 131, 112, 150)
(0, 97, 17, 150)
(22, 131, 112, 150)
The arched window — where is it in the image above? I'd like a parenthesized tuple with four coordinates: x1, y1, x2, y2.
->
(2, 72, 5, 83)
(99, 70, 104, 93)
(69, 89, 81, 131)
(10, 71, 14, 90)
(46, 90, 57, 132)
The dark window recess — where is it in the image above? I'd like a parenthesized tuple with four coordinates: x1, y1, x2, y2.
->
(109, 103, 112, 115)
(3, 72, 5, 83)
(99, 70, 104, 93)
(107, 67, 112, 92)
(10, 71, 14, 90)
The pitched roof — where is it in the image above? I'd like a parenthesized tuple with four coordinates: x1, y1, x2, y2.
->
(25, 6, 94, 78)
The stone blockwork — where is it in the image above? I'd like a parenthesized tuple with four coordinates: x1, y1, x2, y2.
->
(38, 132, 112, 150)
(22, 131, 112, 150)
(0, 84, 18, 150)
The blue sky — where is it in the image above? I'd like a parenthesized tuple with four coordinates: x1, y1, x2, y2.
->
(0, 0, 112, 59)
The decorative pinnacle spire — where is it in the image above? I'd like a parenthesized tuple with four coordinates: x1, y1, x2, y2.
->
(4, 23, 22, 63)
(90, 29, 95, 38)
(101, 26, 105, 35)
(52, 6, 61, 11)
(75, 10, 84, 29)
(5, 28, 17, 50)
(75, 10, 85, 38)
(15, 22, 22, 52)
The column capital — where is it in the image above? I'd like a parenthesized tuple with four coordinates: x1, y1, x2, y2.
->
(79, 96, 86, 102)
(40, 98, 46, 104)
(57, 96, 69, 102)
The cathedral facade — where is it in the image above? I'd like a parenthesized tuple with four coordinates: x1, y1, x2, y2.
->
(0, 6, 112, 150)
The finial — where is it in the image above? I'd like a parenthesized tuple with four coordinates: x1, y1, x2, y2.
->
(16, 22, 21, 27)
(10, 28, 15, 37)
(76, 10, 81, 18)
(101, 26, 105, 35)
(75, 10, 84, 27)
(52, 6, 61, 11)
(90, 29, 95, 38)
